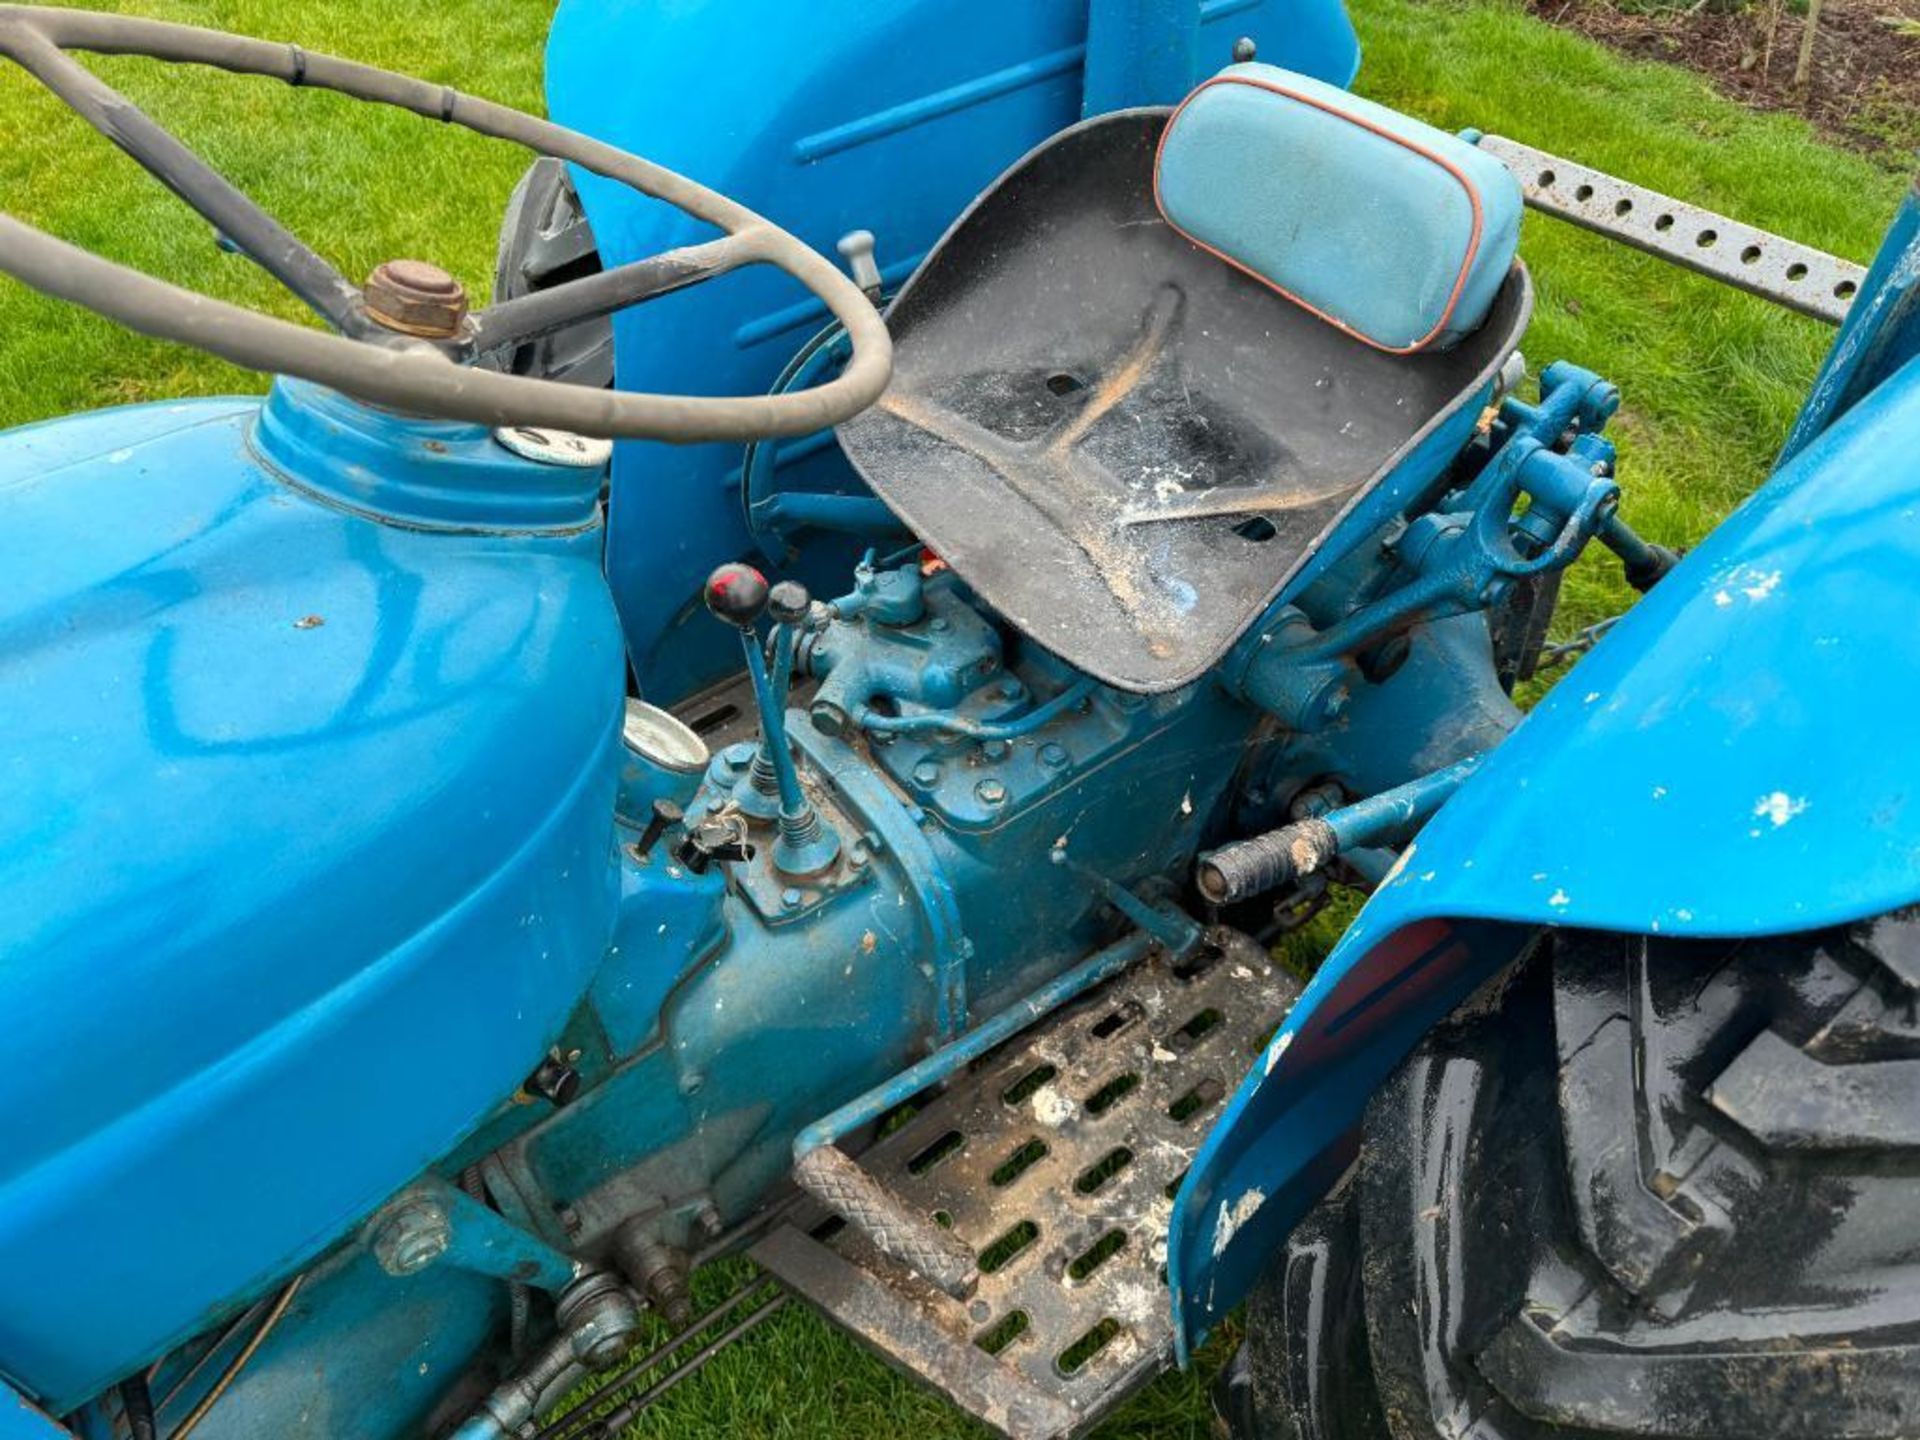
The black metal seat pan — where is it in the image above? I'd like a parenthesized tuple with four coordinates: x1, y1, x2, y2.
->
(837, 110, 1531, 692)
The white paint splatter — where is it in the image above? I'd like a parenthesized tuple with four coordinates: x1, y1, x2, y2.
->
(1031, 1084, 1078, 1128)
(1212, 1187, 1267, 1257)
(1263, 1028, 1294, 1076)
(1381, 843, 1417, 888)
(1716, 566, 1783, 606)
(1584, 691, 1601, 705)
(1548, 889, 1571, 908)
(1753, 791, 1808, 828)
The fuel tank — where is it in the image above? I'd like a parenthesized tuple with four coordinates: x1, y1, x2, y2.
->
(0, 382, 626, 1408)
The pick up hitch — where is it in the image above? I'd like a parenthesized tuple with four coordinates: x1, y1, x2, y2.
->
(1197, 754, 1483, 905)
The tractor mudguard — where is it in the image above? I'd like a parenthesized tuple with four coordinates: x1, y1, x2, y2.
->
(1169, 347, 1920, 1359)
(540, 0, 1360, 703)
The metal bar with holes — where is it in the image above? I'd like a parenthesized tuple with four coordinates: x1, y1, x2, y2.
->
(1476, 133, 1866, 325)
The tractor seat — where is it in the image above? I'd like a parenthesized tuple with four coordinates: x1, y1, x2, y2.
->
(836, 66, 1529, 693)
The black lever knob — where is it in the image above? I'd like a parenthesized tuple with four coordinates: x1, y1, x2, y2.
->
(768, 580, 811, 627)
(704, 562, 770, 629)
(676, 814, 754, 875)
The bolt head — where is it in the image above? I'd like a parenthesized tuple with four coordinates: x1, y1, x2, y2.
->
(981, 738, 1009, 761)
(976, 778, 1008, 806)
(912, 760, 942, 789)
(364, 259, 469, 338)
(1038, 742, 1070, 770)
(372, 1200, 451, 1277)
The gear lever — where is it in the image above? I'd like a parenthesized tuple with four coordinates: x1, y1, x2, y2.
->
(704, 563, 842, 877)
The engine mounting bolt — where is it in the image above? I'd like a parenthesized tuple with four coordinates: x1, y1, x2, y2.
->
(724, 742, 755, 769)
(1038, 742, 1070, 770)
(976, 779, 1008, 806)
(912, 760, 942, 789)
(363, 258, 469, 338)
(695, 1200, 725, 1238)
(372, 1199, 451, 1277)
(850, 846, 869, 869)
(781, 887, 804, 910)
(981, 739, 1009, 761)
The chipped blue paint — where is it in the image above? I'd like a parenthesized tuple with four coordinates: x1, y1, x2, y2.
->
(1172, 347, 1920, 1357)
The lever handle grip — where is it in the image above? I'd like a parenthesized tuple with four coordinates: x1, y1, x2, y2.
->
(704, 562, 770, 629)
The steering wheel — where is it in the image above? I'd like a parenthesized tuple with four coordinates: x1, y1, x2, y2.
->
(0, 6, 891, 443)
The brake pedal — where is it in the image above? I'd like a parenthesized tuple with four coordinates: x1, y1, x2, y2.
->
(753, 933, 1302, 1439)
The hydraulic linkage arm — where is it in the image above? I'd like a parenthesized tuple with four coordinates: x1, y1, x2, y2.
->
(1473, 133, 1867, 325)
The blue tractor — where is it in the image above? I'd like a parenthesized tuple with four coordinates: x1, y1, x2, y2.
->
(2, 2, 1917, 1438)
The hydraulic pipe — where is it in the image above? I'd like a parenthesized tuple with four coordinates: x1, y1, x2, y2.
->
(853, 675, 1098, 741)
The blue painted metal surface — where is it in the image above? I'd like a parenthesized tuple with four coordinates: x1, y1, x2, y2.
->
(31, 0, 1913, 1429)
(1171, 349, 1920, 1359)
(543, 0, 1360, 704)
(0, 386, 626, 1410)
(2, 360, 1622, 1435)
(1783, 174, 1920, 465)
(0, 1392, 69, 1440)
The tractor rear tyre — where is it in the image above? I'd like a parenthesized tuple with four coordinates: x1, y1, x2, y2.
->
(1221, 916, 1920, 1440)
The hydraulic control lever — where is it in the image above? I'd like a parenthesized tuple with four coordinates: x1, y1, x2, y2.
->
(705, 563, 841, 876)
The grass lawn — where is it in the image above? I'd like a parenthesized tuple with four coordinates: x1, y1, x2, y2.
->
(0, 0, 1908, 1436)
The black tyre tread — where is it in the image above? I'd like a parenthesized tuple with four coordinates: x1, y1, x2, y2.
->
(1234, 912, 1920, 1440)
(1233, 1180, 1389, 1440)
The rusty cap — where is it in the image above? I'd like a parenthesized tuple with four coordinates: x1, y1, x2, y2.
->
(363, 259, 469, 338)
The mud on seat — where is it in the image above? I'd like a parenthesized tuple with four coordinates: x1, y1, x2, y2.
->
(836, 77, 1528, 693)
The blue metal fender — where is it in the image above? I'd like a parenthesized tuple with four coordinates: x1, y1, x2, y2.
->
(1170, 348, 1920, 1357)
(543, 0, 1360, 703)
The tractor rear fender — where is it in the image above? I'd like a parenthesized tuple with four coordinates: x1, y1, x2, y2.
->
(1170, 345, 1920, 1361)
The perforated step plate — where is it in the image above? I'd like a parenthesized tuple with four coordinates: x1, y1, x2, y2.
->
(753, 933, 1303, 1439)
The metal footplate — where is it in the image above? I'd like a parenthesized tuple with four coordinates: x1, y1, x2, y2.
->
(753, 932, 1302, 1439)
(1478, 133, 1866, 325)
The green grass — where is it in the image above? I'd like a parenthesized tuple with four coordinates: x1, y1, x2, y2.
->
(0, 0, 547, 427)
(0, 0, 1907, 1434)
